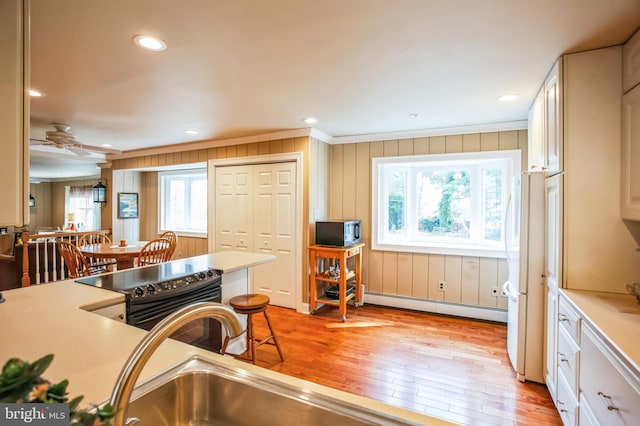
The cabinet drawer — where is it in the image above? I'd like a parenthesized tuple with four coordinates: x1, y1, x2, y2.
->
(346, 245, 361, 256)
(558, 297, 581, 343)
(580, 325, 640, 426)
(556, 371, 579, 426)
(557, 326, 579, 395)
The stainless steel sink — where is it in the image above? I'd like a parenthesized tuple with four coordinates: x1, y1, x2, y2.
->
(125, 356, 427, 426)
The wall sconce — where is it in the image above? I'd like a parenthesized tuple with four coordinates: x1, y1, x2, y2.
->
(29, 194, 35, 207)
(93, 181, 107, 203)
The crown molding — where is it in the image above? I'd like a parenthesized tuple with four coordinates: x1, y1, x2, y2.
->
(107, 128, 314, 160)
(106, 121, 528, 160)
(328, 120, 528, 144)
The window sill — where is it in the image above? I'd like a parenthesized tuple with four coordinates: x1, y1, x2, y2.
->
(372, 241, 506, 259)
(160, 230, 207, 239)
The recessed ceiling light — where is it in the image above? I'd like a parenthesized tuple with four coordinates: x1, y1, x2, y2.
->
(101, 143, 112, 147)
(302, 117, 317, 124)
(29, 89, 44, 97)
(185, 130, 199, 135)
(133, 35, 167, 51)
(408, 113, 421, 118)
(498, 94, 518, 102)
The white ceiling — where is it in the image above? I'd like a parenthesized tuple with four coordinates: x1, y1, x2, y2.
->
(28, 0, 640, 179)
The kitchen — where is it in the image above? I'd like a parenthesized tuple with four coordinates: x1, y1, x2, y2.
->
(2, 1, 640, 425)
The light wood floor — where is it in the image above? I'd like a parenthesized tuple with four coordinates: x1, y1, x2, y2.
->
(178, 303, 562, 426)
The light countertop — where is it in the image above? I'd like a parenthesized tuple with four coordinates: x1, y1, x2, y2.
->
(172, 251, 276, 273)
(561, 289, 640, 377)
(0, 254, 449, 425)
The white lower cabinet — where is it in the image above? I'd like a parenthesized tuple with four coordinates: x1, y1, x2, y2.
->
(555, 295, 581, 425)
(90, 303, 126, 323)
(580, 324, 640, 426)
(555, 293, 640, 425)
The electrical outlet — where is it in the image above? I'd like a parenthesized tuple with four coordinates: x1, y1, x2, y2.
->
(438, 280, 445, 291)
(491, 286, 499, 296)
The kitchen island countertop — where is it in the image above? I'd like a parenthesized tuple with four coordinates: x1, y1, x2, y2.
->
(0, 254, 449, 425)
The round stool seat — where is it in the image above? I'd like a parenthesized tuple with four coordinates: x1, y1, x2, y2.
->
(229, 293, 270, 312)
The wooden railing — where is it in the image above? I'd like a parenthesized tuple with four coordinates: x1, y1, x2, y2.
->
(19, 228, 111, 287)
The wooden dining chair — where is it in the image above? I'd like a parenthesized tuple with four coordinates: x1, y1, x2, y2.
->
(78, 232, 116, 273)
(159, 230, 178, 259)
(58, 241, 93, 278)
(137, 238, 173, 267)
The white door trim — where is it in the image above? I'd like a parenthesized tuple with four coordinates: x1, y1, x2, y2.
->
(208, 152, 304, 314)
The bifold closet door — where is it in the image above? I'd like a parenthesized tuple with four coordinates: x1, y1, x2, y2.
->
(215, 162, 297, 308)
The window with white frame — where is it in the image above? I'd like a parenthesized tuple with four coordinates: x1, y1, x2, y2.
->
(372, 150, 520, 257)
(65, 185, 99, 231)
(159, 169, 207, 235)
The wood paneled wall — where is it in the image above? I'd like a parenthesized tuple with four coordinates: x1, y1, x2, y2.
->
(329, 130, 527, 309)
(28, 182, 52, 232)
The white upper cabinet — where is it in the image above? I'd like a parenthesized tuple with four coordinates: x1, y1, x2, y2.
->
(544, 60, 562, 173)
(528, 87, 545, 170)
(623, 29, 640, 93)
(0, 0, 29, 226)
(528, 58, 563, 173)
(621, 84, 640, 220)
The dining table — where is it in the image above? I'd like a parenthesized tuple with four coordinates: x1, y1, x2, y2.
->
(80, 241, 149, 270)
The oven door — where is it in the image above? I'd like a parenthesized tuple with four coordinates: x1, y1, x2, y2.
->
(127, 282, 222, 351)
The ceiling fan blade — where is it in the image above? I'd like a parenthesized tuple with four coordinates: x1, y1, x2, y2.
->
(66, 145, 91, 156)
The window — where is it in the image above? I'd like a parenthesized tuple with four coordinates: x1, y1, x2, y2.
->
(65, 185, 99, 230)
(159, 169, 207, 235)
(372, 150, 520, 257)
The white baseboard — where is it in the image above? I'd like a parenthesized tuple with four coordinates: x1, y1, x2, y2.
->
(363, 292, 507, 323)
(299, 303, 310, 314)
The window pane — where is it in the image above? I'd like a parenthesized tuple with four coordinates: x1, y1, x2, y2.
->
(189, 178, 207, 229)
(160, 170, 207, 234)
(483, 168, 502, 241)
(387, 171, 406, 232)
(168, 179, 186, 228)
(417, 169, 470, 239)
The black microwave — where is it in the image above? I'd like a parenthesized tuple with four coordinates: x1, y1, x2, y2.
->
(315, 220, 361, 247)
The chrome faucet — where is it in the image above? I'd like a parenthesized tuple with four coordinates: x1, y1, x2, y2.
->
(109, 302, 243, 426)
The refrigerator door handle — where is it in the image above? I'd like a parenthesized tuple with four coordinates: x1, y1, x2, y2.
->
(502, 281, 518, 302)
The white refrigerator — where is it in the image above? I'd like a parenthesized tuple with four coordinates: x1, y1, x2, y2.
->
(502, 171, 546, 383)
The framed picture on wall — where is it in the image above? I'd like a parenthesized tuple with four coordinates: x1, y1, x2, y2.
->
(117, 192, 139, 219)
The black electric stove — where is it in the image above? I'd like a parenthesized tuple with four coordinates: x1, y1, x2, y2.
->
(75, 256, 222, 337)
(75, 256, 220, 302)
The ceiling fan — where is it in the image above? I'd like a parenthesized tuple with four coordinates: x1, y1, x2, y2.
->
(30, 123, 119, 156)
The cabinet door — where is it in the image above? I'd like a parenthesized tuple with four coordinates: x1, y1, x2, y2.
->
(544, 60, 562, 173)
(528, 87, 545, 171)
(0, 0, 28, 226)
(545, 285, 558, 400)
(545, 173, 562, 290)
(621, 85, 640, 220)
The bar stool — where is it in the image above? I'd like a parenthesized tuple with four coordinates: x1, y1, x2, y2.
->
(220, 293, 284, 364)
